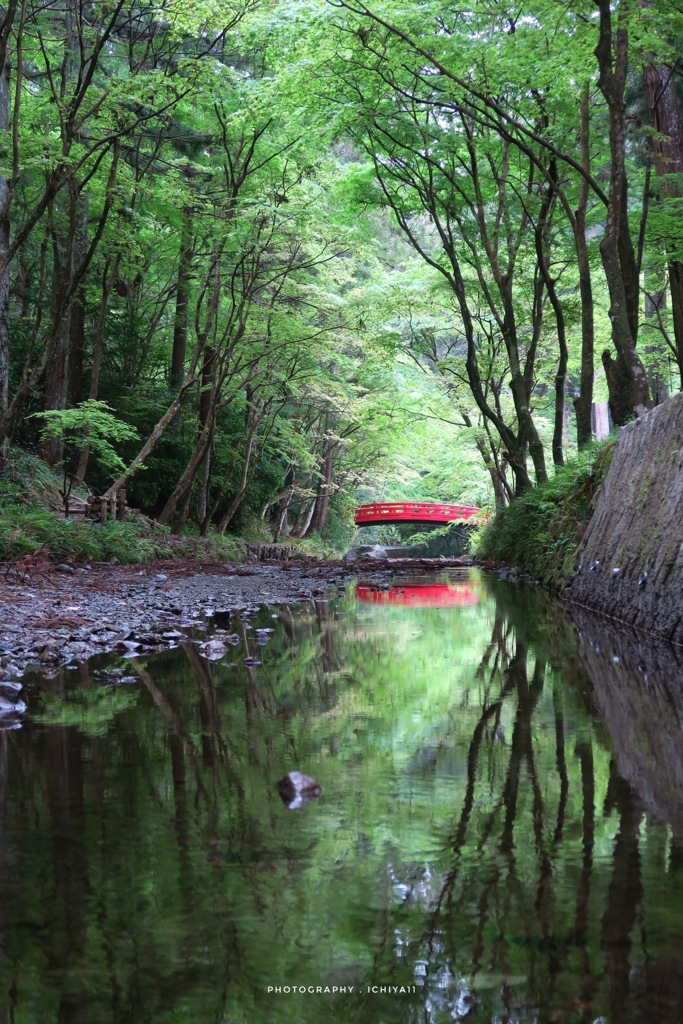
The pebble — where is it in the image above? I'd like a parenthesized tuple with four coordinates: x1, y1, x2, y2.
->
(199, 640, 228, 661)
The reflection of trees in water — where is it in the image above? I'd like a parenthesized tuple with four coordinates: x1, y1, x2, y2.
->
(0, 601, 353, 1021)
(1, 591, 683, 1023)
(0, 733, 7, 1024)
(573, 610, 683, 1023)
(385, 596, 683, 1024)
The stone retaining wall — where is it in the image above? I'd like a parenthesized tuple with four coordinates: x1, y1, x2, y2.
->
(569, 391, 683, 645)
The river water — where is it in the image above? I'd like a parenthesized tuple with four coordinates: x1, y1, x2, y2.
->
(1, 570, 683, 1024)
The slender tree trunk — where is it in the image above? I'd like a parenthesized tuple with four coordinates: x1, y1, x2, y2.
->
(453, 257, 533, 495)
(475, 436, 507, 510)
(100, 374, 200, 498)
(289, 475, 315, 537)
(66, 194, 89, 407)
(272, 466, 295, 542)
(101, 246, 225, 501)
(502, 296, 548, 484)
(572, 82, 596, 448)
(41, 3, 81, 463)
(196, 447, 212, 527)
(0, 22, 10, 424)
(215, 424, 259, 535)
(41, 190, 79, 463)
(458, 407, 509, 509)
(158, 415, 216, 526)
(203, 396, 267, 535)
(534, 162, 567, 468)
(642, 262, 669, 405)
(159, 354, 229, 528)
(194, 343, 216, 523)
(297, 497, 317, 539)
(305, 442, 334, 537)
(169, 207, 192, 391)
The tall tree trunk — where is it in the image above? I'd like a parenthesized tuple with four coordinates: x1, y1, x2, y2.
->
(643, 61, 683, 383)
(305, 441, 335, 537)
(296, 497, 317, 539)
(158, 352, 225, 529)
(0, 18, 10, 426)
(572, 82, 596, 448)
(41, 2, 80, 463)
(101, 247, 224, 501)
(204, 396, 266, 535)
(195, 448, 212, 527)
(41, 189, 79, 463)
(534, 161, 567, 468)
(100, 373, 201, 499)
(503, 313, 548, 485)
(290, 476, 316, 537)
(66, 194, 89, 407)
(458, 408, 510, 509)
(595, 0, 650, 424)
(158, 414, 216, 526)
(476, 435, 508, 510)
(194, 342, 216, 523)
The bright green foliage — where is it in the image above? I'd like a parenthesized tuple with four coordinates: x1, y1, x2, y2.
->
(1, 0, 682, 545)
(34, 400, 140, 476)
(478, 441, 616, 589)
(33, 687, 140, 736)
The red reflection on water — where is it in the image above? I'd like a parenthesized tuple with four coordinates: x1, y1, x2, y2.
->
(355, 582, 479, 607)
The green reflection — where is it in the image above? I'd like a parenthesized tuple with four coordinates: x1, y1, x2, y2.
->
(0, 571, 682, 1024)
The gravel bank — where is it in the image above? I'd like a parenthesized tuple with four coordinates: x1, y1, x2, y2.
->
(0, 556, 475, 683)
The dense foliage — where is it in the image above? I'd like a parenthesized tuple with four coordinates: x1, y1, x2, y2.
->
(478, 440, 616, 589)
(1, 0, 682, 542)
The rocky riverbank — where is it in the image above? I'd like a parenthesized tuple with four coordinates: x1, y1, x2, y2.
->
(0, 555, 475, 684)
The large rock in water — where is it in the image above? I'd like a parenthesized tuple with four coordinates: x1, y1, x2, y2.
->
(570, 392, 683, 644)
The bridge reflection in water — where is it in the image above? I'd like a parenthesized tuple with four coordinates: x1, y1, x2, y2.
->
(355, 580, 480, 607)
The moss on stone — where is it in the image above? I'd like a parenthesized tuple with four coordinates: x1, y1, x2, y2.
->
(478, 441, 615, 591)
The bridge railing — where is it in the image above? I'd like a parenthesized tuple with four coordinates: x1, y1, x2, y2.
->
(354, 502, 489, 524)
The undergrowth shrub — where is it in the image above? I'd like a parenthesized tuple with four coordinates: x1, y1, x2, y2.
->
(0, 445, 249, 565)
(0, 446, 63, 507)
(477, 441, 615, 590)
(0, 501, 246, 565)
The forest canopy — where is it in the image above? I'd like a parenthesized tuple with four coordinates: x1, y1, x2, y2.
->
(0, 0, 681, 540)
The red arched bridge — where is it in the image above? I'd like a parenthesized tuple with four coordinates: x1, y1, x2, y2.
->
(354, 502, 489, 527)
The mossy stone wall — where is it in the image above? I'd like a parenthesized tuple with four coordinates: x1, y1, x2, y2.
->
(570, 392, 683, 644)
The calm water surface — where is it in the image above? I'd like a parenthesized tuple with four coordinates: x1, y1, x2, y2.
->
(1, 570, 683, 1024)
